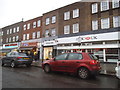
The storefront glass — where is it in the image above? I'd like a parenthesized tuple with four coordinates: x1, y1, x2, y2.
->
(43, 47, 53, 60)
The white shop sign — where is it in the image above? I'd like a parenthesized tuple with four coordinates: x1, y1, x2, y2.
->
(57, 32, 119, 44)
(43, 40, 58, 46)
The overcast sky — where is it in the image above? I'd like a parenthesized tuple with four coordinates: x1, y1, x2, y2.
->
(0, 0, 81, 28)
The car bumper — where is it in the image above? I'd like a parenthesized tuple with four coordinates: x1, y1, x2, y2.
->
(115, 67, 120, 79)
(14, 60, 32, 65)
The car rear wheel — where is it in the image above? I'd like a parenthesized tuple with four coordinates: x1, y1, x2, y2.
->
(11, 61, 16, 68)
(44, 64, 51, 73)
(78, 67, 90, 79)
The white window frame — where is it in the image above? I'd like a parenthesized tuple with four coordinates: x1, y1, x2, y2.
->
(27, 34, 29, 40)
(37, 20, 41, 27)
(112, 0, 119, 8)
(16, 36, 19, 41)
(24, 25, 26, 30)
(33, 22, 36, 28)
(13, 28, 16, 33)
(101, 18, 110, 29)
(92, 20, 98, 30)
(6, 38, 8, 43)
(92, 3, 98, 14)
(113, 16, 120, 27)
(73, 9, 79, 18)
(52, 16, 56, 24)
(27, 23, 30, 30)
(10, 29, 12, 34)
(9, 37, 11, 42)
(7, 30, 9, 34)
(64, 11, 70, 20)
(17, 27, 19, 32)
(46, 18, 50, 25)
(13, 36, 15, 42)
(51, 28, 56, 36)
(64, 25, 70, 34)
(101, 0, 109, 11)
(37, 31, 40, 38)
(45, 30, 49, 37)
(32, 32, 36, 39)
(23, 34, 26, 40)
(73, 23, 79, 33)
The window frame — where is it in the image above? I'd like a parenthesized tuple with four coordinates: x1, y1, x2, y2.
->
(101, 0, 109, 11)
(101, 18, 110, 29)
(64, 25, 70, 34)
(64, 11, 70, 20)
(73, 23, 79, 33)
(92, 3, 98, 14)
(73, 9, 79, 18)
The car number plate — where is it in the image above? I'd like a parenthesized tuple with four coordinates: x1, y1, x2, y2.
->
(24, 58, 29, 59)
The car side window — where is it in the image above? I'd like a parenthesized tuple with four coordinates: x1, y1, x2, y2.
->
(55, 53, 68, 61)
(7, 52, 11, 57)
(67, 53, 83, 60)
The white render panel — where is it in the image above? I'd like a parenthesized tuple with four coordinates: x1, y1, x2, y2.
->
(57, 32, 120, 44)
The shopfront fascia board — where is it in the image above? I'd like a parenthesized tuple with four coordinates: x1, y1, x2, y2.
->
(57, 43, 120, 50)
(2, 43, 19, 49)
(42, 40, 58, 46)
(57, 32, 120, 44)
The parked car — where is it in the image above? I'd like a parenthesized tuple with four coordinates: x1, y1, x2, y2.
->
(1, 51, 33, 68)
(115, 61, 120, 79)
(42, 52, 101, 79)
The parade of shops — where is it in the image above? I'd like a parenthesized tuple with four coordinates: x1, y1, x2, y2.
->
(0, 1, 120, 63)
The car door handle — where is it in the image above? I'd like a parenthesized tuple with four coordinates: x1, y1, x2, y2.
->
(76, 62, 80, 63)
(62, 61, 65, 63)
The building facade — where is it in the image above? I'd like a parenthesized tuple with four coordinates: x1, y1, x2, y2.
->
(20, 16, 42, 60)
(42, 9, 59, 60)
(2, 21, 23, 55)
(56, 0, 120, 62)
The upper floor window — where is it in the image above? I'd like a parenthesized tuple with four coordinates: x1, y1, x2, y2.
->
(23, 34, 26, 40)
(92, 3, 98, 13)
(13, 28, 16, 33)
(37, 31, 40, 38)
(17, 27, 19, 32)
(73, 23, 79, 33)
(6, 38, 8, 43)
(101, 18, 110, 29)
(27, 23, 30, 29)
(64, 25, 70, 34)
(92, 20, 98, 30)
(45, 30, 49, 37)
(113, 16, 120, 27)
(7, 30, 9, 34)
(32, 32, 36, 39)
(52, 16, 56, 24)
(27, 34, 29, 40)
(13, 36, 15, 42)
(9, 37, 11, 42)
(101, 0, 109, 11)
(46, 18, 50, 25)
(1, 31, 3, 36)
(112, 0, 119, 8)
(16, 36, 19, 41)
(10, 29, 12, 34)
(73, 9, 79, 18)
(37, 20, 41, 27)
(64, 11, 70, 20)
(51, 28, 56, 36)
(33, 22, 36, 28)
(23, 25, 26, 30)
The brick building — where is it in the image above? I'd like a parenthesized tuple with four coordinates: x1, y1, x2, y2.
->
(20, 16, 42, 60)
(2, 21, 23, 54)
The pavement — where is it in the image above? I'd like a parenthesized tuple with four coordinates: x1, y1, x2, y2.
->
(31, 60, 117, 76)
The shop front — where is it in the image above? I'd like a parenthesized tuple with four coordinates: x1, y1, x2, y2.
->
(42, 40, 58, 61)
(20, 39, 42, 60)
(2, 42, 20, 56)
(57, 31, 120, 63)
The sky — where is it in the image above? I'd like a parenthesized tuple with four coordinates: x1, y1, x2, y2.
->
(0, 0, 81, 28)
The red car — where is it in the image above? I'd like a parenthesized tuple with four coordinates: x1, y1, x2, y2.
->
(42, 52, 101, 79)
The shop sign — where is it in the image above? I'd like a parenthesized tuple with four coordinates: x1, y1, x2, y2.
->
(43, 40, 58, 46)
(3, 43, 18, 49)
(21, 42, 37, 47)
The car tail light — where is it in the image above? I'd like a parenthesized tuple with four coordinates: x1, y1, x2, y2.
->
(90, 60, 97, 65)
(17, 57, 22, 59)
